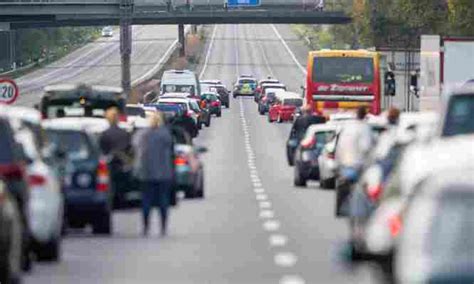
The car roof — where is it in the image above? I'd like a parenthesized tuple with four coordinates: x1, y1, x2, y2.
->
(398, 134, 474, 196)
(306, 123, 340, 135)
(200, 80, 222, 84)
(0, 105, 42, 125)
(42, 117, 109, 132)
(262, 83, 286, 88)
(44, 84, 122, 94)
(259, 79, 280, 84)
(158, 98, 190, 104)
(160, 93, 192, 98)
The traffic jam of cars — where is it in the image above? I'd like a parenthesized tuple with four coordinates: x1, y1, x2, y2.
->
(0, 69, 232, 283)
(1, 53, 474, 283)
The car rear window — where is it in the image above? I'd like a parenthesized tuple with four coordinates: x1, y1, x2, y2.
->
(284, 99, 303, 107)
(126, 107, 146, 118)
(239, 79, 256, 84)
(45, 130, 93, 160)
(159, 102, 188, 112)
(443, 95, 474, 137)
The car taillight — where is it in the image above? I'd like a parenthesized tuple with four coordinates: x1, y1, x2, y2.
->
(327, 152, 335, 160)
(96, 159, 109, 192)
(388, 214, 402, 237)
(174, 157, 189, 166)
(0, 164, 25, 180)
(366, 184, 383, 203)
(300, 137, 316, 149)
(211, 101, 219, 107)
(119, 114, 128, 122)
(256, 87, 261, 93)
(28, 174, 46, 187)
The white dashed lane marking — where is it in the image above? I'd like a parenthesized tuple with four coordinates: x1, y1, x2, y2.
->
(239, 97, 305, 284)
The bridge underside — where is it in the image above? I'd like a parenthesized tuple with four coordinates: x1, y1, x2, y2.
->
(1, 3, 351, 28)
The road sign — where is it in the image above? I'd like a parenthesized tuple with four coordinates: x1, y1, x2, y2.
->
(227, 0, 260, 7)
(0, 78, 19, 105)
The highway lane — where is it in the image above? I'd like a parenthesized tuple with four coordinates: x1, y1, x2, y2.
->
(25, 24, 378, 284)
(15, 25, 178, 106)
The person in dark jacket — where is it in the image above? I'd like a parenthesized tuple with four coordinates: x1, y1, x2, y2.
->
(133, 112, 174, 236)
(99, 107, 131, 160)
(290, 105, 326, 140)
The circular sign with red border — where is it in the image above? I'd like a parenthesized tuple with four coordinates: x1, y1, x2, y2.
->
(0, 78, 19, 105)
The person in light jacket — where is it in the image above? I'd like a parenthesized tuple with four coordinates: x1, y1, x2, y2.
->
(133, 112, 174, 236)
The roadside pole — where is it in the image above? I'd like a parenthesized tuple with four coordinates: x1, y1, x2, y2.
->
(120, 0, 133, 97)
(178, 24, 186, 57)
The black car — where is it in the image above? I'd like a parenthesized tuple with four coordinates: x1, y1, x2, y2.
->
(0, 116, 34, 272)
(43, 119, 113, 235)
(211, 84, 230, 108)
(39, 84, 126, 119)
(294, 125, 336, 187)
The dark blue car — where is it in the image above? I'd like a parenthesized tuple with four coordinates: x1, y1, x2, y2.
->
(43, 119, 113, 235)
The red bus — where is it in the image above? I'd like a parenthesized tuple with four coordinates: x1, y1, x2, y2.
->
(306, 50, 381, 115)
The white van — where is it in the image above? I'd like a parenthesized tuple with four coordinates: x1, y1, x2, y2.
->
(160, 70, 201, 98)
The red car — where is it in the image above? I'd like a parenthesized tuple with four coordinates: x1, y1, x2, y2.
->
(268, 92, 304, 123)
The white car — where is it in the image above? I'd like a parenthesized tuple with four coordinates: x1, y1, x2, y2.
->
(365, 134, 474, 256)
(101, 26, 113, 37)
(5, 107, 64, 261)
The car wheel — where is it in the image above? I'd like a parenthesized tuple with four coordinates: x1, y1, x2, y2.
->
(335, 180, 351, 217)
(268, 114, 273, 123)
(233, 94, 237, 99)
(217, 111, 222, 117)
(205, 117, 211, 127)
(294, 166, 307, 187)
(21, 232, 32, 272)
(35, 238, 61, 262)
(225, 103, 230, 108)
(197, 122, 202, 130)
(93, 211, 112, 235)
(184, 186, 195, 199)
(195, 174, 204, 199)
(320, 178, 335, 189)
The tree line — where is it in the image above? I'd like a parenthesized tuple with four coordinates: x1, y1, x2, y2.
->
(295, 0, 474, 50)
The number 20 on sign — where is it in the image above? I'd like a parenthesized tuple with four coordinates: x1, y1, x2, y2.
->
(0, 78, 19, 105)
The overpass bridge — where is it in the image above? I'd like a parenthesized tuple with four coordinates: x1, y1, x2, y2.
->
(1, 0, 350, 28)
(1, 0, 351, 97)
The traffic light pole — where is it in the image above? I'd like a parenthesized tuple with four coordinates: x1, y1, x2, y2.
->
(120, 0, 133, 97)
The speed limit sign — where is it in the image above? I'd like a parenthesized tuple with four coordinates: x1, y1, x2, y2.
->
(0, 78, 19, 105)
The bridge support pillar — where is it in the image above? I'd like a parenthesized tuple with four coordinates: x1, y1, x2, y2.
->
(178, 24, 185, 57)
(120, 21, 132, 96)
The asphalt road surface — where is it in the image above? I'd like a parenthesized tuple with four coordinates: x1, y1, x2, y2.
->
(25, 24, 379, 284)
(15, 25, 178, 107)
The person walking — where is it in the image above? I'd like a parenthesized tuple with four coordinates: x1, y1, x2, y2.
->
(133, 112, 174, 236)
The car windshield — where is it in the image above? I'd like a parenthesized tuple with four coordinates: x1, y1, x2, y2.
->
(189, 101, 201, 112)
(239, 79, 256, 84)
(313, 57, 374, 83)
(159, 102, 188, 112)
(443, 95, 474, 136)
(428, 192, 474, 261)
(163, 84, 195, 95)
(44, 130, 92, 160)
(284, 99, 303, 107)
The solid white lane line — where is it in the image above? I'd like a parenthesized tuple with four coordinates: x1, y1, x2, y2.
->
(270, 24, 307, 75)
(263, 220, 281, 232)
(199, 25, 218, 79)
(269, 234, 288, 247)
(274, 252, 298, 267)
(259, 210, 275, 219)
(279, 275, 306, 284)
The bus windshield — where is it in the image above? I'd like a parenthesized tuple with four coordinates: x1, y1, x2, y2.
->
(312, 57, 374, 84)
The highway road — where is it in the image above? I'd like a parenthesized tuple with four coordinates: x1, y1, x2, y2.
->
(15, 25, 178, 107)
(25, 24, 380, 284)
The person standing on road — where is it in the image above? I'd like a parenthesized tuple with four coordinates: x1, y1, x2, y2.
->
(290, 104, 326, 140)
(133, 112, 174, 237)
(99, 107, 133, 207)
